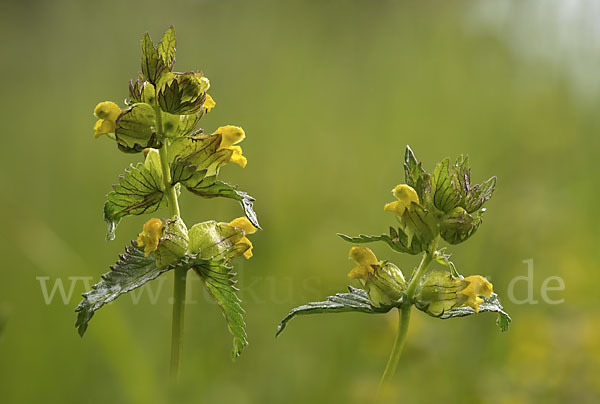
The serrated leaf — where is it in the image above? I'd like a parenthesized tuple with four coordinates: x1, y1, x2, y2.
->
(337, 225, 425, 255)
(432, 158, 461, 213)
(404, 145, 427, 188)
(115, 103, 158, 150)
(439, 293, 511, 332)
(464, 176, 496, 213)
(182, 171, 260, 229)
(103, 163, 164, 240)
(276, 286, 389, 336)
(158, 73, 206, 115)
(434, 248, 460, 277)
(157, 26, 176, 69)
(75, 242, 171, 336)
(453, 154, 471, 195)
(193, 262, 247, 359)
(141, 33, 167, 85)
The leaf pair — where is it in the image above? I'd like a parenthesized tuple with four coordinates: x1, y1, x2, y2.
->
(103, 140, 259, 241)
(141, 26, 176, 85)
(276, 285, 511, 336)
(77, 220, 251, 358)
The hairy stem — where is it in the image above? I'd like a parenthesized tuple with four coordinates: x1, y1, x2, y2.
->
(378, 236, 439, 395)
(155, 105, 185, 379)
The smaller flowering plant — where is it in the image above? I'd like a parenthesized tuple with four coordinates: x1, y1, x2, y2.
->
(75, 27, 261, 376)
(276, 146, 510, 390)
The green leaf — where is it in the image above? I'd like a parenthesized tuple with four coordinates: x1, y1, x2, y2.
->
(276, 286, 389, 337)
(464, 176, 496, 213)
(75, 242, 171, 336)
(115, 103, 158, 151)
(338, 225, 426, 255)
(158, 73, 206, 115)
(399, 202, 438, 249)
(453, 154, 471, 196)
(439, 293, 511, 332)
(432, 158, 461, 213)
(404, 145, 427, 188)
(157, 26, 176, 69)
(162, 112, 203, 138)
(434, 248, 460, 277)
(168, 134, 232, 174)
(193, 262, 248, 359)
(181, 171, 260, 229)
(103, 163, 164, 241)
(141, 32, 167, 85)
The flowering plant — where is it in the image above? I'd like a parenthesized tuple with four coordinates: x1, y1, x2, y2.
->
(75, 27, 260, 377)
(277, 146, 510, 393)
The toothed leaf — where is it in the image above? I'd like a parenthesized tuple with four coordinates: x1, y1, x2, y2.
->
(276, 286, 388, 337)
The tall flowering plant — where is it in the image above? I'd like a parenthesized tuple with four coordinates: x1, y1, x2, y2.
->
(277, 146, 510, 394)
(76, 27, 260, 377)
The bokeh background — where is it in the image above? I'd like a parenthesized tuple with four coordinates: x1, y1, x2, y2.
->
(1, 0, 599, 403)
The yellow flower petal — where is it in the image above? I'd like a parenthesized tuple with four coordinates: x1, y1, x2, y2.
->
(347, 264, 372, 280)
(229, 217, 257, 235)
(229, 145, 247, 168)
(239, 236, 253, 259)
(384, 184, 419, 215)
(204, 93, 216, 112)
(94, 101, 121, 121)
(349, 246, 378, 267)
(93, 119, 117, 138)
(392, 184, 419, 204)
(136, 218, 165, 257)
(459, 275, 494, 312)
(216, 125, 245, 149)
(384, 201, 406, 215)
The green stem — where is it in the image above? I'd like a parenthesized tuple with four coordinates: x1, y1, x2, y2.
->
(155, 105, 185, 379)
(378, 236, 439, 395)
(170, 266, 187, 379)
(379, 305, 411, 388)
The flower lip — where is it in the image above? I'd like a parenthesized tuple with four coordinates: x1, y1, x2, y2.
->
(228, 217, 257, 259)
(136, 218, 165, 257)
(384, 184, 419, 216)
(347, 246, 379, 280)
(459, 275, 494, 312)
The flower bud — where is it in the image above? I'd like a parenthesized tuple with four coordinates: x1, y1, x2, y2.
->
(364, 262, 405, 308)
(415, 270, 494, 316)
(155, 216, 189, 268)
(439, 206, 481, 245)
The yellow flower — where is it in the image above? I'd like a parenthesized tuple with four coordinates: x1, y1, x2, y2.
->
(93, 101, 121, 138)
(384, 184, 419, 216)
(229, 217, 257, 259)
(347, 246, 379, 280)
(204, 93, 216, 112)
(216, 125, 247, 168)
(136, 218, 165, 256)
(459, 275, 493, 312)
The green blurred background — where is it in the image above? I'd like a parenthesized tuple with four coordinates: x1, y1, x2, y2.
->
(1, 0, 598, 403)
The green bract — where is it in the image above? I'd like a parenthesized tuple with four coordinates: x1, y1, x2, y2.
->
(79, 26, 261, 363)
(277, 145, 510, 390)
